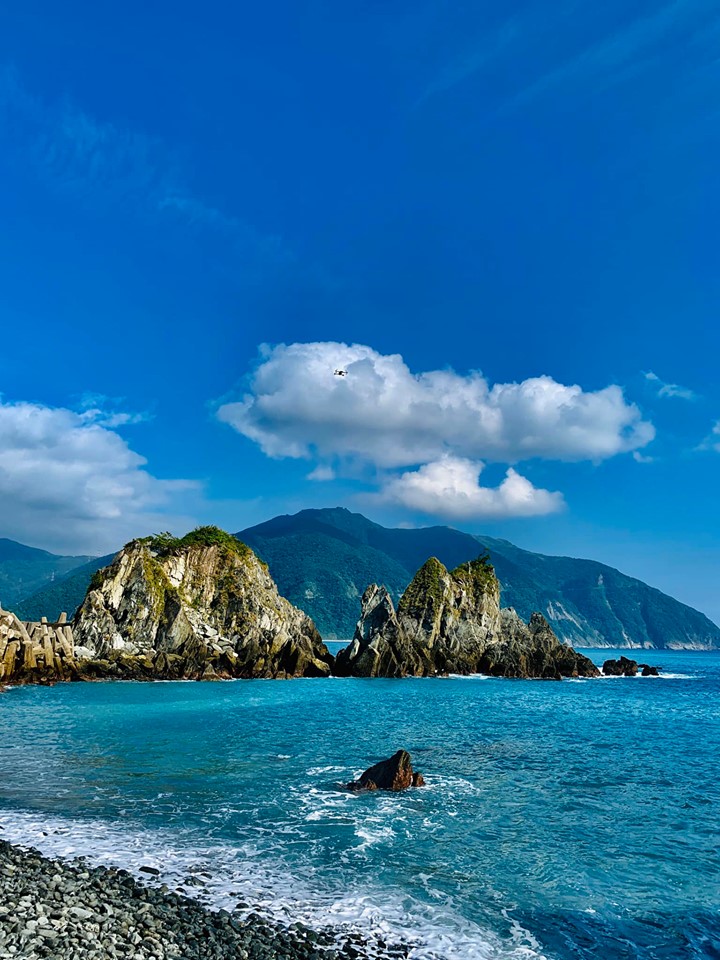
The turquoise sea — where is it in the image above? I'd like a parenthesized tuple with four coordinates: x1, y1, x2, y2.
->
(1, 649, 718, 960)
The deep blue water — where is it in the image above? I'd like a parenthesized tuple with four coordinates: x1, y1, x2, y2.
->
(1, 650, 719, 960)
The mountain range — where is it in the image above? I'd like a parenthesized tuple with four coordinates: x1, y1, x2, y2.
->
(0, 539, 92, 610)
(238, 509, 720, 649)
(5, 508, 719, 649)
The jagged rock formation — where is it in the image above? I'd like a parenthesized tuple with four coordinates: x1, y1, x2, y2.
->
(335, 556, 600, 680)
(0, 608, 78, 684)
(347, 750, 425, 792)
(72, 528, 333, 680)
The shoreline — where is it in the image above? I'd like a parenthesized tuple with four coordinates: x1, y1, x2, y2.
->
(0, 838, 379, 960)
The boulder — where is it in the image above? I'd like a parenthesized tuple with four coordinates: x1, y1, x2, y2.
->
(346, 750, 424, 792)
(602, 656, 640, 676)
(640, 663, 661, 676)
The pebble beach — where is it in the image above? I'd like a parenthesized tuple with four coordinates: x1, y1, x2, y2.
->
(0, 840, 379, 960)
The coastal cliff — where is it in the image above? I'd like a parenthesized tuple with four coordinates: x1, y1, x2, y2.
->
(334, 555, 599, 679)
(72, 528, 333, 679)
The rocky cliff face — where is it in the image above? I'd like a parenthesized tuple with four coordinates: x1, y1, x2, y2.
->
(334, 556, 599, 680)
(72, 529, 333, 680)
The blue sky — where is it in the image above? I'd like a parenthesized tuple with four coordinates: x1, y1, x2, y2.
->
(0, 0, 719, 621)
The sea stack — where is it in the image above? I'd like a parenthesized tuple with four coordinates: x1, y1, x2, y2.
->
(334, 554, 600, 680)
(72, 527, 333, 679)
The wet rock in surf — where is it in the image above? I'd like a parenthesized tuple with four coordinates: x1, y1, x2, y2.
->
(602, 656, 639, 676)
(346, 749, 424, 792)
(602, 656, 660, 676)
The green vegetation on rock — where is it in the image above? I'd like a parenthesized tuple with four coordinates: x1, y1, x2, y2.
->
(398, 557, 448, 617)
(141, 552, 175, 618)
(141, 526, 253, 560)
(451, 553, 497, 595)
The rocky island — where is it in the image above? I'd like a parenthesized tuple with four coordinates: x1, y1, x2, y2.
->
(335, 555, 600, 679)
(2, 527, 333, 684)
(2, 529, 602, 685)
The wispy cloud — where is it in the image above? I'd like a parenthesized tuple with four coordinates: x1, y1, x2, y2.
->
(644, 371, 697, 401)
(0, 64, 290, 263)
(697, 420, 720, 452)
(77, 393, 154, 429)
(416, 14, 520, 106)
(509, 0, 702, 108)
(418, 0, 720, 113)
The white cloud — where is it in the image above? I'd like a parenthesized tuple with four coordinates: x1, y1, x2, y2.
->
(698, 419, 720, 453)
(644, 370, 697, 400)
(378, 457, 564, 521)
(0, 397, 198, 555)
(307, 465, 336, 482)
(218, 342, 654, 469)
(632, 451, 655, 464)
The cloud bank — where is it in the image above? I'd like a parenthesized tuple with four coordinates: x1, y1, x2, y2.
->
(0, 397, 197, 554)
(217, 342, 653, 520)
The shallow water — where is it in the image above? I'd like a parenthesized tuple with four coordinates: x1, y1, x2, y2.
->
(1, 649, 719, 959)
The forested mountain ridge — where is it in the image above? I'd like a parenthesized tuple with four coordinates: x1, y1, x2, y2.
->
(238, 508, 720, 649)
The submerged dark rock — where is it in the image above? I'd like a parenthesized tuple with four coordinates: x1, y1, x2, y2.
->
(346, 749, 424, 792)
(335, 555, 599, 680)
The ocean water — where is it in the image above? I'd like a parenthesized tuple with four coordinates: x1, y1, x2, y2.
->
(1, 649, 719, 960)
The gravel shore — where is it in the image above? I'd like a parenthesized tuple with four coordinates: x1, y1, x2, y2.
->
(0, 840, 389, 960)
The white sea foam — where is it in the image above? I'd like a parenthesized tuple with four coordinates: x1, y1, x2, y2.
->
(447, 674, 493, 680)
(568, 672, 693, 682)
(0, 808, 547, 960)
